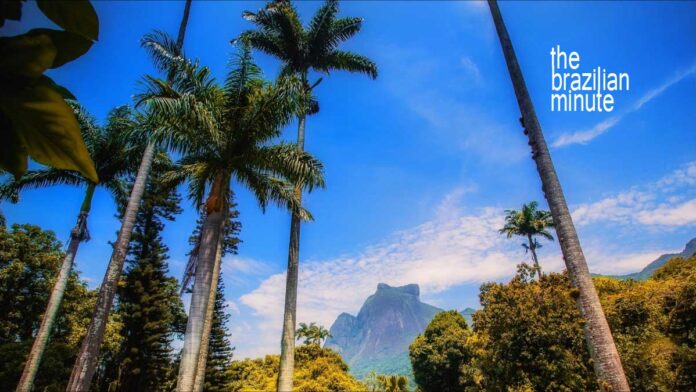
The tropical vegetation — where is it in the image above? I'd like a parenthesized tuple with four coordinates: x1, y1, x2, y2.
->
(239, 1, 378, 389)
(409, 255, 696, 391)
(0, 1, 688, 392)
(499, 201, 554, 276)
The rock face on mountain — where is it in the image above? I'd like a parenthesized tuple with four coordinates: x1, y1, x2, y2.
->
(324, 283, 442, 379)
(615, 237, 696, 280)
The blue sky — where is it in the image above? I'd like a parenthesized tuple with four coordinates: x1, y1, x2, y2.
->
(3, 1, 695, 358)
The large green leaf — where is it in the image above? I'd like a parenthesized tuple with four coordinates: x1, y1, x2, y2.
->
(0, 29, 92, 81)
(0, 32, 56, 79)
(0, 76, 98, 182)
(29, 29, 93, 68)
(36, 0, 98, 41)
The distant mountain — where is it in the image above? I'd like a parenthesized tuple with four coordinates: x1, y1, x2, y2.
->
(324, 283, 442, 379)
(460, 307, 476, 326)
(613, 237, 696, 281)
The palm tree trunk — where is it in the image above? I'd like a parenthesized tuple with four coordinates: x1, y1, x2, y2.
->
(177, 174, 227, 392)
(487, 1, 629, 390)
(192, 236, 223, 392)
(527, 234, 542, 277)
(67, 143, 156, 391)
(177, 0, 193, 46)
(16, 183, 95, 392)
(67, 3, 193, 390)
(277, 109, 306, 392)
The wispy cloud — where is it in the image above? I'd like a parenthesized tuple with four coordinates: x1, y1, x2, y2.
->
(230, 163, 695, 358)
(233, 181, 690, 357)
(553, 63, 696, 147)
(460, 56, 482, 84)
(378, 44, 527, 164)
(234, 204, 529, 358)
(572, 161, 696, 227)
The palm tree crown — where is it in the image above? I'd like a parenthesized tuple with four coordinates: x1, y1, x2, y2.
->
(240, 0, 377, 88)
(140, 35, 324, 212)
(139, 33, 325, 391)
(499, 201, 554, 275)
(296, 322, 331, 346)
(241, 0, 378, 77)
(500, 201, 554, 241)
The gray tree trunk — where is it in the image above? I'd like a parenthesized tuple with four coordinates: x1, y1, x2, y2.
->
(66, 2, 193, 389)
(16, 183, 95, 392)
(67, 142, 156, 391)
(487, 1, 630, 390)
(192, 237, 224, 392)
(177, 208, 225, 392)
(277, 112, 306, 392)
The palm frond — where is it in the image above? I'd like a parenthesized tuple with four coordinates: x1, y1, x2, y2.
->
(251, 143, 325, 191)
(235, 169, 313, 221)
(306, 0, 340, 55)
(0, 169, 86, 201)
(315, 50, 378, 79)
(225, 41, 263, 108)
(141, 30, 187, 76)
(236, 30, 287, 63)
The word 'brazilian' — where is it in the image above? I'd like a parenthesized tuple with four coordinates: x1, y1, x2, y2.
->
(550, 45, 629, 112)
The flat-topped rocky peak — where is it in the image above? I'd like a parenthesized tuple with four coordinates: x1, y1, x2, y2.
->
(376, 283, 420, 297)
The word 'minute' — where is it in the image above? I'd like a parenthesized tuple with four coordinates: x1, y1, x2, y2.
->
(550, 45, 629, 112)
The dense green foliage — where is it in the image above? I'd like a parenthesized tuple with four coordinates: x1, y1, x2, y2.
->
(95, 158, 187, 392)
(0, 224, 121, 391)
(364, 372, 410, 392)
(409, 310, 480, 392)
(410, 257, 696, 391)
(296, 322, 331, 346)
(228, 345, 366, 392)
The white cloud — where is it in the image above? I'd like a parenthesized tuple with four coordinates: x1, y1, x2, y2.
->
(460, 56, 482, 84)
(553, 63, 696, 147)
(379, 45, 527, 164)
(234, 205, 530, 358)
(223, 256, 271, 275)
(636, 199, 696, 226)
(572, 161, 696, 227)
(225, 300, 241, 315)
(231, 163, 695, 358)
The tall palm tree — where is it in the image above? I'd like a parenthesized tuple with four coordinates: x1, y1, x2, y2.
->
(486, 1, 629, 390)
(67, 2, 194, 389)
(192, 237, 223, 392)
(499, 201, 554, 276)
(1, 104, 140, 392)
(240, 2, 377, 388)
(139, 40, 324, 392)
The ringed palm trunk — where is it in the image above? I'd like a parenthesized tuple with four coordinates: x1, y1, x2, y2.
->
(487, 1, 630, 390)
(527, 233, 542, 277)
(277, 111, 306, 392)
(67, 143, 156, 391)
(192, 236, 224, 392)
(16, 183, 95, 392)
(67, 2, 193, 390)
(177, 173, 228, 392)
